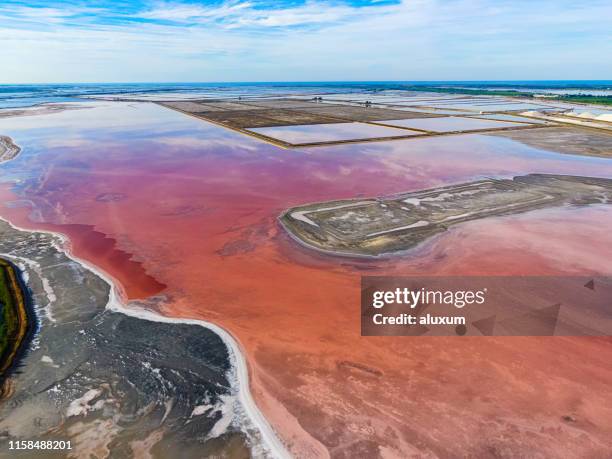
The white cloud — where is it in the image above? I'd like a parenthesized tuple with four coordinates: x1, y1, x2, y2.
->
(139, 1, 254, 22)
(0, 4, 103, 24)
(137, 0, 386, 29)
(0, 0, 611, 83)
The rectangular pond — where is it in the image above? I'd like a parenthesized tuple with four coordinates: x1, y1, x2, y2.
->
(247, 122, 423, 144)
(375, 116, 529, 132)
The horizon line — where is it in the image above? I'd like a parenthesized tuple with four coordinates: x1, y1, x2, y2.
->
(2, 79, 612, 86)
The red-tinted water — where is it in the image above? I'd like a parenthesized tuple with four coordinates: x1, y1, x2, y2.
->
(2, 102, 612, 456)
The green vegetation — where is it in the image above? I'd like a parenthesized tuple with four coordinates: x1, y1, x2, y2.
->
(557, 95, 612, 106)
(403, 86, 531, 98)
(403, 86, 612, 106)
(0, 259, 29, 377)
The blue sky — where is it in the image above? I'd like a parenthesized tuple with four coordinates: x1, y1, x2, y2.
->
(1, 0, 611, 83)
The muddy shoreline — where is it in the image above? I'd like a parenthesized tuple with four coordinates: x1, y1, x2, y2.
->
(0, 218, 286, 458)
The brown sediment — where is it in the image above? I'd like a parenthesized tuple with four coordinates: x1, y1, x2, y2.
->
(0, 136, 20, 162)
(0, 378, 14, 401)
(158, 99, 442, 130)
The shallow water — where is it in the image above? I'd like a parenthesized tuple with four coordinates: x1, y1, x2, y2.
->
(2, 101, 612, 455)
(248, 121, 421, 144)
(1, 100, 611, 307)
(378, 116, 526, 132)
(473, 113, 548, 123)
(428, 102, 555, 111)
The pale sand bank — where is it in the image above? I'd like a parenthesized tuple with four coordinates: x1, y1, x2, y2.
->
(0, 103, 87, 119)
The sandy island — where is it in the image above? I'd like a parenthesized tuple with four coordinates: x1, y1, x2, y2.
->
(0, 136, 20, 163)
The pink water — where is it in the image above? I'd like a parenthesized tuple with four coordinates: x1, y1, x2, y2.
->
(1, 101, 612, 455)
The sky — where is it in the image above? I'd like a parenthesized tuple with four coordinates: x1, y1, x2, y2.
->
(1, 0, 611, 83)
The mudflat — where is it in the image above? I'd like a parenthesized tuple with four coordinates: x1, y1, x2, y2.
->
(0, 220, 254, 459)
